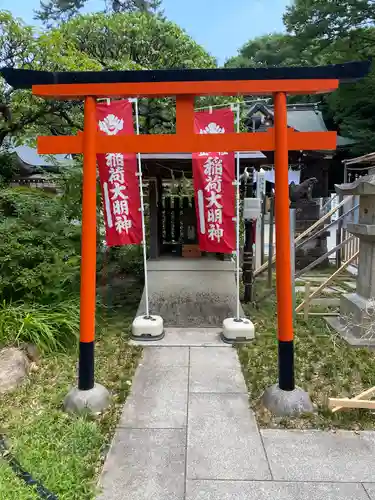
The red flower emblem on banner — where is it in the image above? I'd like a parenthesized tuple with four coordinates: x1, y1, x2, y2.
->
(98, 114, 124, 135)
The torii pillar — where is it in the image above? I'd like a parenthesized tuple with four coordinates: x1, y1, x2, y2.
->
(1, 61, 369, 415)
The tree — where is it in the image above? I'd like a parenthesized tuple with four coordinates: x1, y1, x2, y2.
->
(320, 28, 375, 155)
(61, 12, 214, 70)
(284, 0, 375, 55)
(36, 0, 85, 26)
(35, 0, 163, 26)
(59, 12, 215, 133)
(226, 8, 375, 155)
(110, 0, 163, 14)
(0, 10, 214, 146)
(225, 34, 300, 68)
(0, 11, 101, 149)
(283, 1, 375, 155)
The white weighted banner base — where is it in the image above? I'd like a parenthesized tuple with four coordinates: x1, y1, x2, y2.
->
(131, 315, 164, 341)
(221, 317, 255, 344)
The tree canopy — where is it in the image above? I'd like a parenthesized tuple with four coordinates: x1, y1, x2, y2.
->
(225, 34, 299, 68)
(225, 0, 375, 155)
(36, 0, 163, 26)
(0, 10, 215, 148)
(284, 0, 375, 53)
(2, 0, 375, 155)
(0, 11, 101, 148)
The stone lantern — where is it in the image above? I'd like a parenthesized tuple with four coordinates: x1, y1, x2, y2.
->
(327, 174, 375, 346)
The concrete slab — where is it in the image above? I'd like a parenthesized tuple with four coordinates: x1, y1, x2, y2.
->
(147, 259, 235, 272)
(187, 393, 271, 480)
(118, 362, 188, 428)
(186, 480, 369, 500)
(295, 286, 337, 294)
(97, 429, 185, 500)
(141, 347, 189, 367)
(298, 276, 332, 283)
(348, 264, 358, 276)
(363, 484, 375, 499)
(344, 281, 357, 290)
(132, 328, 231, 347)
(261, 429, 375, 482)
(331, 286, 348, 294)
(325, 316, 375, 348)
(119, 391, 187, 429)
(311, 297, 340, 306)
(130, 365, 188, 399)
(189, 347, 247, 393)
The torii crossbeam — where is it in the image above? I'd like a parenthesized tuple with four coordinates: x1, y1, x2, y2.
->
(1, 61, 369, 413)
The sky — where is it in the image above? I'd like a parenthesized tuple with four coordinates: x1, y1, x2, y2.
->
(0, 0, 291, 65)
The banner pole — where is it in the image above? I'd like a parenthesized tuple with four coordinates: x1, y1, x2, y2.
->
(134, 98, 150, 318)
(222, 102, 255, 343)
(235, 103, 241, 320)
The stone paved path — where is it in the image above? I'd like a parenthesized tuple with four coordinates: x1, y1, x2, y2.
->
(97, 328, 375, 500)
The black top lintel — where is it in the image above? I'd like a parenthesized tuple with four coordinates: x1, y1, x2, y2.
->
(0, 60, 371, 90)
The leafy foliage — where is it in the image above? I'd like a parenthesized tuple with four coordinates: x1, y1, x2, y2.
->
(59, 12, 215, 133)
(0, 187, 81, 304)
(225, 34, 300, 68)
(284, 0, 375, 53)
(226, 1, 375, 156)
(35, 0, 163, 26)
(0, 151, 19, 185)
(0, 10, 215, 144)
(0, 11, 100, 148)
(61, 12, 214, 71)
(35, 0, 85, 27)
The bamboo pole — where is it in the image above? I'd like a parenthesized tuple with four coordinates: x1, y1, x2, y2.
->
(254, 196, 351, 277)
(261, 193, 266, 265)
(295, 203, 358, 252)
(331, 387, 375, 413)
(257, 240, 356, 307)
(297, 312, 338, 317)
(328, 398, 375, 410)
(267, 195, 275, 289)
(295, 251, 359, 313)
(304, 282, 311, 321)
(295, 236, 355, 279)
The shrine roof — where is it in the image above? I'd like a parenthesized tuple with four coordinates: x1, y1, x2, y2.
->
(0, 60, 370, 90)
(245, 101, 355, 149)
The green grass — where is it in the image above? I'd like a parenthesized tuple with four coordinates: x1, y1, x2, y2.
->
(0, 300, 80, 352)
(0, 287, 142, 500)
(240, 281, 375, 430)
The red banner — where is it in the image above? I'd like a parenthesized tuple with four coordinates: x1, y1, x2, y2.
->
(192, 109, 236, 253)
(97, 100, 142, 247)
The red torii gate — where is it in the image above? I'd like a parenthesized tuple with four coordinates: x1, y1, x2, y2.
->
(1, 61, 369, 412)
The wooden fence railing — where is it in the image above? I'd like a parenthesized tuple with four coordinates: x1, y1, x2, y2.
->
(343, 232, 359, 268)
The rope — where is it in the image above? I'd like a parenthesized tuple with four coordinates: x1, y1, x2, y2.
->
(0, 435, 58, 499)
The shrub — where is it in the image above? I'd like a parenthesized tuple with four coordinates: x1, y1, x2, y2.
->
(0, 152, 19, 186)
(100, 244, 144, 280)
(0, 187, 81, 303)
